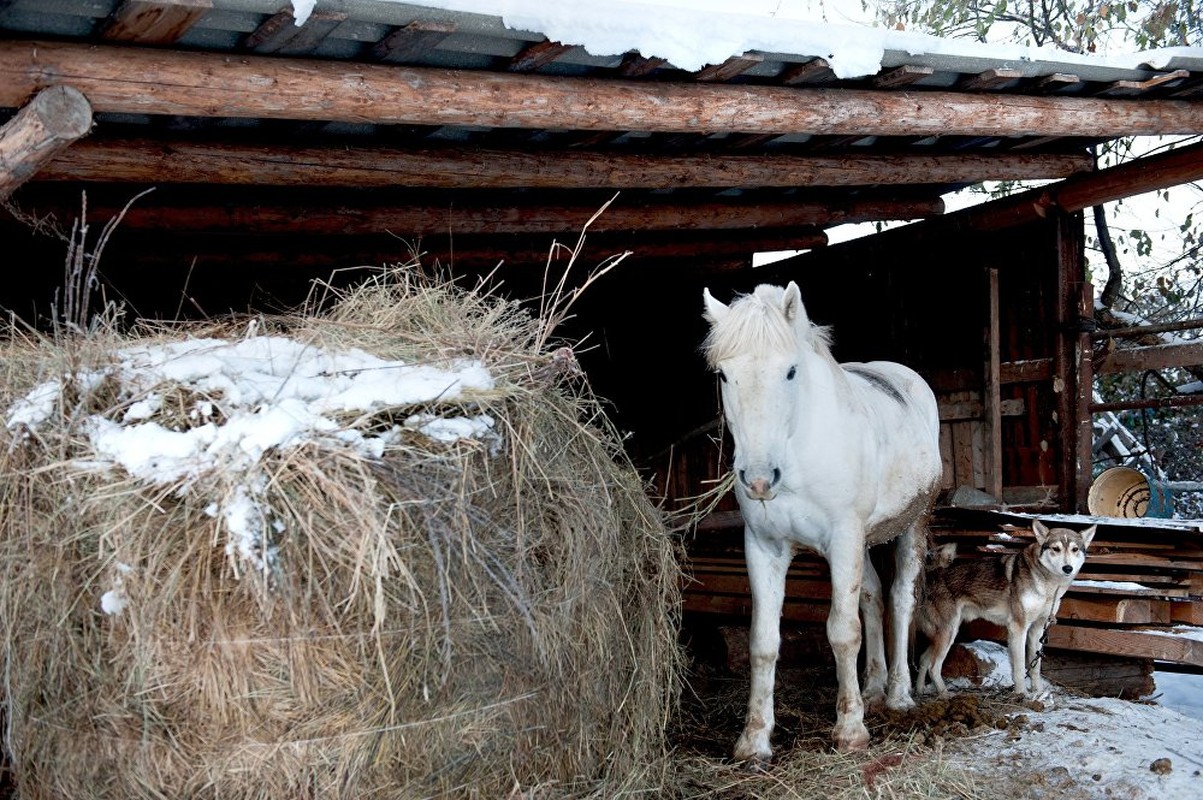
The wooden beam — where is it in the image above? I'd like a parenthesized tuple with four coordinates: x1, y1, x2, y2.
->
(1058, 595, 1171, 625)
(1046, 624, 1203, 666)
(985, 267, 1003, 501)
(0, 85, 92, 201)
(1090, 394, 1203, 414)
(4, 41, 1203, 137)
(31, 138, 1093, 189)
(768, 138, 1203, 276)
(1094, 341, 1203, 374)
(33, 196, 848, 237)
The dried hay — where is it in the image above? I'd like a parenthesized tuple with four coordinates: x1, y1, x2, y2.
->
(665, 662, 1018, 799)
(0, 264, 684, 799)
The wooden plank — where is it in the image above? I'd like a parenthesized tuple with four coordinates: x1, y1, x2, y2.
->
(682, 591, 830, 623)
(1058, 595, 1171, 624)
(0, 85, 92, 201)
(959, 68, 1022, 92)
(508, 40, 575, 72)
(99, 0, 212, 44)
(873, 65, 933, 89)
(5, 40, 1203, 138)
(1099, 69, 1191, 97)
(371, 21, 456, 64)
(616, 53, 667, 78)
(31, 138, 1090, 189)
(695, 55, 764, 82)
(1171, 603, 1203, 626)
(242, 9, 347, 55)
(1046, 624, 1203, 666)
(778, 58, 834, 85)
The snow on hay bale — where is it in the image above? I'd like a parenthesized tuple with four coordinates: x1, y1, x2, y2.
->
(0, 268, 684, 799)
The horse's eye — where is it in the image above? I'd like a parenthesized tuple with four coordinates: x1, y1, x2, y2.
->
(717, 369, 727, 383)
(786, 366, 796, 380)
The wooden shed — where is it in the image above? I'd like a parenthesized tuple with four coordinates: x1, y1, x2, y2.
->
(4, 0, 1203, 684)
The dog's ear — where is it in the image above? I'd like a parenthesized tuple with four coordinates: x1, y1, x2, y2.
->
(1080, 524, 1097, 549)
(929, 542, 957, 569)
(1032, 518, 1050, 545)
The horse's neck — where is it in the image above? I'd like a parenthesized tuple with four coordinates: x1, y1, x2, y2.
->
(791, 347, 853, 433)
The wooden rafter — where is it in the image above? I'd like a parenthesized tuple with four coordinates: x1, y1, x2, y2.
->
(30, 138, 1095, 189)
(371, 21, 456, 63)
(99, 0, 212, 45)
(242, 9, 347, 55)
(19, 195, 941, 235)
(4, 41, 1203, 137)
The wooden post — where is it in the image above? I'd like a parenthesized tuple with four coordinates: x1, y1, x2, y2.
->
(0, 85, 92, 201)
(984, 267, 1003, 501)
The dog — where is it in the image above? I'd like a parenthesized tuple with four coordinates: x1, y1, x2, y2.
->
(914, 519, 1095, 699)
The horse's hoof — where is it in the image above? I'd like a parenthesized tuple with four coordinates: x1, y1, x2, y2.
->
(863, 690, 887, 714)
(886, 687, 915, 712)
(833, 722, 870, 752)
(733, 735, 772, 763)
(734, 755, 771, 773)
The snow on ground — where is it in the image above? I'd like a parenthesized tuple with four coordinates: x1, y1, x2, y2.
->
(945, 641, 1203, 799)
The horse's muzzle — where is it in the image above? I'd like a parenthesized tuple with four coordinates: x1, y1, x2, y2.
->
(740, 468, 780, 501)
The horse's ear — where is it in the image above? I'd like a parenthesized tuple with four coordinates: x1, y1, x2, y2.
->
(781, 281, 808, 325)
(702, 287, 728, 324)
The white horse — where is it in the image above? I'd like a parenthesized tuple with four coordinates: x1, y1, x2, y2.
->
(701, 281, 943, 758)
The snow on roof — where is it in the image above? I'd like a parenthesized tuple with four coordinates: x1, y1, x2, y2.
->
(291, 0, 1203, 79)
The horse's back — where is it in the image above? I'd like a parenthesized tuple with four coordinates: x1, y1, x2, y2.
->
(842, 360, 942, 542)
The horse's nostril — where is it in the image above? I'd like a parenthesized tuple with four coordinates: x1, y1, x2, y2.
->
(739, 469, 747, 486)
(1063, 565, 1073, 574)
(772, 467, 781, 486)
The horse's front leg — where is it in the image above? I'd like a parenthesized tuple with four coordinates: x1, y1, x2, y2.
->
(827, 541, 869, 752)
(886, 522, 922, 710)
(734, 529, 791, 763)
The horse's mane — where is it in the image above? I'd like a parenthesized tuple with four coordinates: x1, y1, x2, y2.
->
(703, 285, 832, 368)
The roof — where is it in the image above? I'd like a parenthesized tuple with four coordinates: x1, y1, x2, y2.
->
(2, 0, 1203, 274)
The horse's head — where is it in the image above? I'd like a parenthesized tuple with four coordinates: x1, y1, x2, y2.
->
(702, 281, 819, 502)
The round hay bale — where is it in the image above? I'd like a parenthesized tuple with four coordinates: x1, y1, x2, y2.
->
(0, 267, 684, 799)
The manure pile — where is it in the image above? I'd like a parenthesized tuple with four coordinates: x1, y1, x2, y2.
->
(0, 268, 684, 799)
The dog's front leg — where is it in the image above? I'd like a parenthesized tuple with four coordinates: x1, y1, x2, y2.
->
(1026, 618, 1047, 696)
(1007, 622, 1030, 697)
